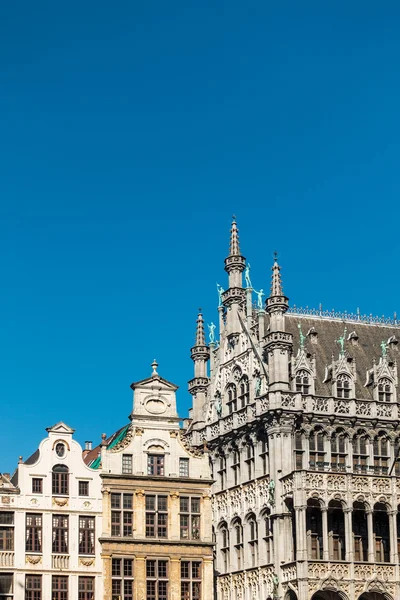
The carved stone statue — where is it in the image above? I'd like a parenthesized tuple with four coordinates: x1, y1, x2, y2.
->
(214, 392, 222, 418)
(216, 283, 224, 307)
(208, 322, 216, 344)
(298, 323, 306, 349)
(244, 263, 252, 288)
(268, 479, 275, 506)
(381, 340, 388, 358)
(254, 373, 261, 397)
(254, 288, 264, 310)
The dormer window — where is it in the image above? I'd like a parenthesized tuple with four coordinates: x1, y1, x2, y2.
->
(378, 378, 392, 403)
(295, 370, 310, 395)
(337, 374, 351, 399)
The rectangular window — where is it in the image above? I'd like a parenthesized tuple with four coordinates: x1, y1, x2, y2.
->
(145, 495, 168, 538)
(231, 451, 240, 486)
(79, 481, 89, 497)
(181, 561, 201, 600)
(111, 558, 133, 600)
(111, 493, 133, 537)
(78, 577, 94, 600)
(0, 574, 13, 600)
(146, 560, 168, 600)
(52, 468, 68, 496)
(218, 456, 226, 489)
(147, 455, 165, 476)
(25, 575, 41, 600)
(179, 458, 189, 478)
(0, 512, 14, 551)
(180, 497, 200, 540)
(245, 445, 254, 480)
(122, 454, 133, 474)
(32, 478, 43, 494)
(78, 516, 95, 555)
(260, 440, 268, 475)
(52, 576, 68, 600)
(52, 515, 69, 554)
(26, 514, 42, 553)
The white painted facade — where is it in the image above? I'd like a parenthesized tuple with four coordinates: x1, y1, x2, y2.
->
(0, 422, 102, 600)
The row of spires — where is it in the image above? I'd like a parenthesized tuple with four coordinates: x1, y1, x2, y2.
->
(194, 217, 286, 348)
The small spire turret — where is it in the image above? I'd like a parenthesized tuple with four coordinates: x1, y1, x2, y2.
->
(195, 310, 206, 347)
(224, 217, 246, 290)
(229, 216, 241, 256)
(188, 311, 210, 428)
(266, 253, 289, 318)
(270, 252, 283, 296)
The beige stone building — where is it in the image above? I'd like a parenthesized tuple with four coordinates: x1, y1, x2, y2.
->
(85, 362, 213, 600)
(184, 218, 400, 600)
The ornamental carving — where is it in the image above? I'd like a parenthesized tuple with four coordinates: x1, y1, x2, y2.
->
(352, 476, 369, 492)
(334, 399, 350, 414)
(372, 478, 391, 494)
(210, 423, 220, 438)
(52, 497, 68, 507)
(305, 473, 324, 489)
(356, 401, 372, 416)
(377, 403, 393, 417)
(26, 555, 42, 564)
(282, 476, 293, 496)
(1, 497, 10, 504)
(281, 564, 297, 582)
(281, 394, 296, 408)
(222, 416, 233, 432)
(312, 397, 329, 412)
(110, 424, 133, 452)
(327, 475, 346, 491)
(79, 557, 95, 567)
(260, 397, 269, 412)
(308, 562, 329, 579)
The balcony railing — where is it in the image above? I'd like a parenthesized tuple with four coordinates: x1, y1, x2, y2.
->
(52, 554, 69, 569)
(0, 551, 14, 567)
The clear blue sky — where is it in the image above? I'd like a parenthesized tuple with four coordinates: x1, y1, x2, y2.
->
(1, 1, 400, 471)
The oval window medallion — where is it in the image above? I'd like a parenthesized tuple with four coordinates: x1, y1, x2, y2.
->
(55, 443, 66, 458)
(145, 398, 166, 415)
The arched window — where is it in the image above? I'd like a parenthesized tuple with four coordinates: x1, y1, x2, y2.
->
(231, 450, 240, 486)
(245, 442, 255, 480)
(337, 373, 351, 399)
(295, 431, 304, 470)
(295, 370, 310, 395)
(52, 465, 69, 496)
(373, 435, 389, 475)
(262, 510, 273, 564)
(373, 502, 390, 562)
(331, 430, 346, 472)
(353, 502, 368, 561)
(239, 376, 250, 408)
(219, 522, 230, 572)
(309, 429, 325, 470)
(232, 518, 243, 570)
(227, 384, 237, 414)
(217, 454, 226, 489)
(306, 499, 323, 559)
(352, 433, 368, 473)
(378, 378, 392, 402)
(247, 514, 258, 567)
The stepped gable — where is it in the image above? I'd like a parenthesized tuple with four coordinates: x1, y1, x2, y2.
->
(285, 314, 399, 399)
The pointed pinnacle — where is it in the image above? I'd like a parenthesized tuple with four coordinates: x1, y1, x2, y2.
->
(229, 217, 241, 257)
(270, 254, 283, 296)
(195, 311, 206, 346)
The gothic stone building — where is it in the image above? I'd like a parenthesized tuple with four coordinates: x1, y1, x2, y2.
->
(185, 219, 400, 600)
(85, 362, 214, 600)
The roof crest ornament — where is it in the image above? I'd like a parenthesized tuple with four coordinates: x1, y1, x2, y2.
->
(287, 305, 400, 327)
(151, 359, 159, 377)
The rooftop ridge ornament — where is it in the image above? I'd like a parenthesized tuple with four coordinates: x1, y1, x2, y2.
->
(287, 305, 400, 327)
(298, 323, 306, 349)
(335, 327, 347, 356)
(151, 359, 159, 377)
(381, 340, 388, 358)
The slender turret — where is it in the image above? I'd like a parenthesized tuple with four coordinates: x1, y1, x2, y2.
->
(188, 311, 210, 427)
(222, 217, 246, 337)
(264, 254, 292, 390)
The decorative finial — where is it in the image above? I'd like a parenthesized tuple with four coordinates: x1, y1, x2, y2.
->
(151, 359, 159, 377)
(335, 328, 347, 356)
(270, 254, 283, 296)
(298, 323, 306, 349)
(229, 217, 241, 256)
(18, 456, 23, 464)
(195, 312, 206, 346)
(381, 340, 388, 358)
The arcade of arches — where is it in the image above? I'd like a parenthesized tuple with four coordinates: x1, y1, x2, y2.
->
(310, 592, 389, 600)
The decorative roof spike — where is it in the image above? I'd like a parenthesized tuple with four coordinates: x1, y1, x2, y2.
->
(151, 359, 159, 377)
(195, 310, 206, 346)
(270, 252, 283, 296)
(229, 215, 241, 257)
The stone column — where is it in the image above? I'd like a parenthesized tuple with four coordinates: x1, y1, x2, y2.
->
(203, 558, 214, 600)
(344, 507, 354, 562)
(135, 490, 145, 537)
(169, 491, 180, 540)
(169, 557, 181, 600)
(321, 507, 329, 561)
(103, 553, 112, 600)
(389, 509, 398, 564)
(201, 494, 212, 543)
(134, 557, 146, 600)
(295, 506, 307, 561)
(367, 509, 375, 562)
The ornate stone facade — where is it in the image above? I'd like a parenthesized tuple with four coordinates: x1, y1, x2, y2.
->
(185, 219, 400, 600)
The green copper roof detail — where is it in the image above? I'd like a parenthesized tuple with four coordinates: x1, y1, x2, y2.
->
(107, 424, 131, 451)
(90, 455, 101, 470)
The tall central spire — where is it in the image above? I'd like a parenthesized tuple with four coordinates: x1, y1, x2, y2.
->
(229, 216, 241, 257)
